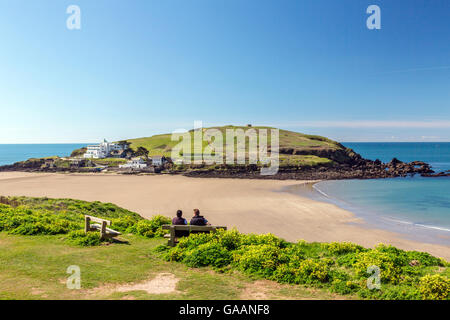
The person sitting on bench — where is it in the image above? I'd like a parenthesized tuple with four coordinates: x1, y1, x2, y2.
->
(172, 210, 187, 225)
(190, 209, 210, 226)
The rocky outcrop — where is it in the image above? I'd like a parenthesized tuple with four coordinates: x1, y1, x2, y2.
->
(182, 158, 436, 180)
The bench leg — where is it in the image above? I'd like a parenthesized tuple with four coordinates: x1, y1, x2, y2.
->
(84, 216, 91, 234)
(169, 227, 175, 247)
(100, 221, 107, 240)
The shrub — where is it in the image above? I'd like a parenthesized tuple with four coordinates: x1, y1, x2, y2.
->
(241, 233, 287, 248)
(177, 232, 217, 249)
(216, 229, 242, 250)
(294, 259, 329, 284)
(379, 286, 421, 300)
(0, 206, 81, 235)
(330, 279, 358, 295)
(67, 230, 103, 246)
(353, 250, 402, 284)
(406, 251, 445, 267)
(352, 244, 412, 284)
(336, 252, 359, 267)
(132, 220, 155, 238)
(111, 216, 137, 232)
(131, 215, 171, 238)
(165, 246, 187, 262)
(419, 274, 450, 300)
(272, 264, 297, 283)
(324, 242, 365, 255)
(183, 242, 232, 268)
(235, 244, 281, 277)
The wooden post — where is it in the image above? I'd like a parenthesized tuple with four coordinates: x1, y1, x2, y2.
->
(100, 221, 107, 240)
(169, 226, 176, 247)
(84, 216, 91, 234)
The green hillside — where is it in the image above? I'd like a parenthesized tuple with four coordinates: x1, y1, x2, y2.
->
(124, 126, 357, 167)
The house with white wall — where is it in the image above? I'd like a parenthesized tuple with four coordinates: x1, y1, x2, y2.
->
(83, 139, 124, 159)
(150, 155, 167, 166)
(119, 157, 148, 169)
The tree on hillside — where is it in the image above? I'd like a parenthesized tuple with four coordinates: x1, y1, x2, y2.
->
(118, 140, 131, 149)
(135, 147, 149, 160)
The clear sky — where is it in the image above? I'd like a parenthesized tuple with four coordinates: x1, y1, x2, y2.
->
(0, 0, 449, 143)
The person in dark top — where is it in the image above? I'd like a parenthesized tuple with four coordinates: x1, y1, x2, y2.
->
(172, 210, 187, 225)
(190, 209, 210, 226)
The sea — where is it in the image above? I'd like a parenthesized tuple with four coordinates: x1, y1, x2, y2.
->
(0, 144, 88, 166)
(290, 142, 450, 245)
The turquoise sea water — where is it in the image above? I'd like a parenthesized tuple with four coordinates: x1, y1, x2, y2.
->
(310, 143, 450, 245)
(0, 144, 88, 166)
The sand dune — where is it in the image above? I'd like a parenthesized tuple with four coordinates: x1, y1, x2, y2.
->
(0, 172, 449, 260)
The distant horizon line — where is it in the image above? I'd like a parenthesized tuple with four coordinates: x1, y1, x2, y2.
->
(1, 141, 450, 145)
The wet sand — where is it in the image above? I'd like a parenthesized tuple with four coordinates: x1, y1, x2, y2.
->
(0, 172, 449, 260)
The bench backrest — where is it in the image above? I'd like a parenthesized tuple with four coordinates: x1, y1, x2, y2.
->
(84, 215, 112, 239)
(162, 225, 227, 246)
(85, 215, 111, 226)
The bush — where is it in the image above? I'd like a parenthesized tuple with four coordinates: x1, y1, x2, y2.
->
(406, 251, 445, 267)
(330, 279, 359, 295)
(294, 259, 329, 284)
(126, 215, 171, 238)
(177, 232, 216, 249)
(324, 242, 365, 255)
(165, 246, 187, 262)
(353, 245, 407, 284)
(379, 285, 421, 300)
(241, 233, 287, 248)
(216, 229, 242, 250)
(419, 274, 450, 300)
(235, 244, 281, 277)
(272, 264, 297, 283)
(0, 206, 81, 235)
(183, 242, 232, 268)
(67, 230, 103, 246)
(353, 251, 401, 284)
(111, 216, 137, 232)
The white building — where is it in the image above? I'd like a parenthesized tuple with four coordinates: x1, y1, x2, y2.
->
(119, 157, 148, 169)
(150, 155, 167, 166)
(84, 139, 124, 159)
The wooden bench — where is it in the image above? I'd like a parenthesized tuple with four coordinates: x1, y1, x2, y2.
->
(84, 215, 121, 240)
(162, 225, 227, 247)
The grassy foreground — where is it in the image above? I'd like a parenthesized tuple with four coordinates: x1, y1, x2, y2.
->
(0, 233, 344, 300)
(0, 196, 448, 300)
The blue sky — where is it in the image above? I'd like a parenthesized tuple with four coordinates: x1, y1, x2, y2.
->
(0, 0, 449, 143)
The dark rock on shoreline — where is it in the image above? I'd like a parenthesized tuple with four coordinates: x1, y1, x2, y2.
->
(182, 158, 437, 180)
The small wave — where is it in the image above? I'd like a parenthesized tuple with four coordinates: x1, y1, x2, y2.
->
(312, 184, 330, 198)
(382, 216, 450, 233)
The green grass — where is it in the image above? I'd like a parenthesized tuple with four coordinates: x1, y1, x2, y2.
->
(0, 233, 346, 300)
(92, 158, 128, 166)
(279, 155, 333, 167)
(123, 126, 351, 164)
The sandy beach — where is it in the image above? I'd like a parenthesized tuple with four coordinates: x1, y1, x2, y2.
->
(0, 171, 449, 260)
